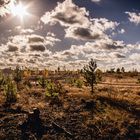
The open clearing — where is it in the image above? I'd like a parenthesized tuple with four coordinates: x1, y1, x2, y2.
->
(0, 72, 140, 140)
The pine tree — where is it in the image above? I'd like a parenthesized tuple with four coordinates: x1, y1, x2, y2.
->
(13, 66, 22, 90)
(82, 59, 97, 93)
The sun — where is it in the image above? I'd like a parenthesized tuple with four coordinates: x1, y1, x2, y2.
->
(10, 2, 28, 20)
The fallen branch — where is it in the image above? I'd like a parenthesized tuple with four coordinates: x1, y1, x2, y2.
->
(52, 121, 73, 137)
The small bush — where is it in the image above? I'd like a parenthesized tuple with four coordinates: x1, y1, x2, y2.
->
(66, 78, 83, 88)
(68, 78, 76, 86)
(137, 78, 140, 84)
(38, 76, 47, 88)
(23, 80, 32, 88)
(45, 81, 63, 98)
(75, 79, 83, 88)
(96, 69, 103, 82)
(13, 66, 23, 90)
(4, 76, 17, 103)
(0, 73, 6, 88)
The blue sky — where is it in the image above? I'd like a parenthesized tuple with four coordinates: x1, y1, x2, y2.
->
(75, 0, 140, 44)
(0, 0, 140, 70)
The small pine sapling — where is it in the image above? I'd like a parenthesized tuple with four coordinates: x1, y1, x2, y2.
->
(0, 71, 5, 88)
(75, 79, 83, 88)
(4, 76, 17, 103)
(13, 66, 22, 90)
(39, 76, 47, 89)
(96, 69, 102, 83)
(82, 59, 97, 93)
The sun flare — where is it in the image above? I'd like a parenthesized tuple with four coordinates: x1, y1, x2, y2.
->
(10, 2, 28, 19)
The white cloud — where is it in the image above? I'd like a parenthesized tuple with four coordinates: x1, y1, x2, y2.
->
(45, 35, 61, 47)
(0, 33, 61, 69)
(47, 37, 140, 70)
(40, 0, 118, 41)
(125, 12, 140, 25)
(29, 43, 46, 52)
(41, 0, 89, 27)
(50, 38, 126, 65)
(119, 29, 125, 34)
(91, 0, 101, 3)
(129, 53, 140, 61)
(91, 18, 119, 31)
(65, 25, 102, 40)
(28, 34, 45, 43)
(7, 43, 19, 52)
(0, 0, 16, 17)
(0, 34, 140, 70)
(21, 29, 34, 34)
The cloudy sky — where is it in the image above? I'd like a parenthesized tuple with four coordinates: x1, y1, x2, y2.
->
(0, 0, 140, 70)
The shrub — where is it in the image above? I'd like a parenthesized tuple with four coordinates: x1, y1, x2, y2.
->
(42, 69, 48, 77)
(4, 76, 17, 103)
(75, 79, 83, 88)
(45, 81, 64, 98)
(0, 71, 5, 88)
(69, 78, 76, 87)
(116, 68, 121, 74)
(116, 74, 123, 79)
(23, 80, 32, 89)
(66, 78, 83, 88)
(38, 76, 47, 89)
(13, 66, 23, 90)
(96, 69, 103, 82)
(137, 78, 140, 84)
(23, 68, 31, 78)
(121, 67, 125, 73)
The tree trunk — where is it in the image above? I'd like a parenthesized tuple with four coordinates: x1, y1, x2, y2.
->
(17, 82, 19, 91)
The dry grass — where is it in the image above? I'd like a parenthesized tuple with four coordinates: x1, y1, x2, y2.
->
(0, 73, 140, 139)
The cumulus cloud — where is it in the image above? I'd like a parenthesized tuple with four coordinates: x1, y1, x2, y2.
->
(7, 43, 18, 52)
(45, 35, 61, 47)
(41, 0, 118, 41)
(42, 0, 118, 31)
(0, 35, 140, 70)
(110, 52, 126, 58)
(104, 42, 124, 50)
(53, 38, 126, 63)
(125, 12, 140, 25)
(65, 26, 101, 40)
(129, 53, 140, 61)
(0, 32, 62, 69)
(26, 34, 61, 49)
(21, 29, 34, 34)
(41, 0, 89, 27)
(0, 0, 16, 17)
(65, 18, 118, 40)
(28, 34, 44, 43)
(14, 33, 60, 51)
(46, 35, 132, 70)
(91, 0, 101, 2)
(91, 18, 119, 31)
(118, 29, 125, 34)
(29, 43, 46, 52)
